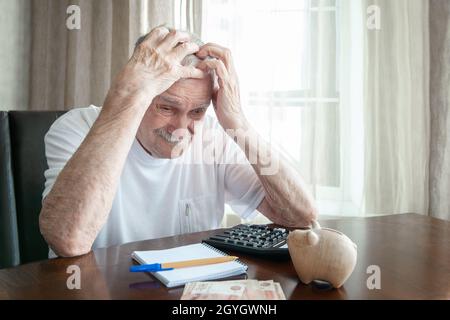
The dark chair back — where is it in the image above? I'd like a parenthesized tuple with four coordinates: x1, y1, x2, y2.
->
(7, 111, 66, 265)
(0, 112, 20, 268)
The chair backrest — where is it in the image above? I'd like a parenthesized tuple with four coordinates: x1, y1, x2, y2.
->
(0, 112, 20, 268)
(7, 111, 66, 265)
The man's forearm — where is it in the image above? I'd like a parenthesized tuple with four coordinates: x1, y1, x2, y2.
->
(195, 42, 317, 227)
(39, 92, 150, 257)
(232, 123, 317, 227)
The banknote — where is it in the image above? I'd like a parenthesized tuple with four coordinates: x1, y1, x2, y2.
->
(274, 282, 286, 300)
(257, 280, 277, 300)
(181, 279, 286, 300)
(181, 280, 246, 300)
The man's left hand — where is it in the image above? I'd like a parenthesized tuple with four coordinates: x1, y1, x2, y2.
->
(196, 43, 248, 131)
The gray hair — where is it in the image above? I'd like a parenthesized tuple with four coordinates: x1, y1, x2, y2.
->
(134, 26, 205, 68)
(135, 27, 217, 88)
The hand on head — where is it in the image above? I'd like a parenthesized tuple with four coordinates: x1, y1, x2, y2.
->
(110, 26, 207, 103)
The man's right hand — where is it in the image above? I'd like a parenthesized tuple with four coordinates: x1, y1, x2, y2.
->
(108, 27, 205, 104)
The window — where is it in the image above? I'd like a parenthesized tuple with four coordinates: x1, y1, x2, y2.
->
(202, 0, 364, 217)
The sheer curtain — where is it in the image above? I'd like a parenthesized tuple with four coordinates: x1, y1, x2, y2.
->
(362, 0, 430, 216)
(201, 0, 431, 223)
(202, 0, 364, 223)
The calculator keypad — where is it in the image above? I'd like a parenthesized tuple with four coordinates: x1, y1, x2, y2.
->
(203, 224, 290, 259)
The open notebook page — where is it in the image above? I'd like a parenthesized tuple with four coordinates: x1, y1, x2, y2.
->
(132, 243, 247, 288)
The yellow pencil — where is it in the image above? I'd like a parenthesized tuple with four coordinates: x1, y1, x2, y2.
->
(162, 256, 239, 269)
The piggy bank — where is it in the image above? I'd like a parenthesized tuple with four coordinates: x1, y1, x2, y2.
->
(287, 221, 357, 288)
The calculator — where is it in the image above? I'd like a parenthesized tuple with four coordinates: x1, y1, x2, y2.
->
(202, 224, 290, 260)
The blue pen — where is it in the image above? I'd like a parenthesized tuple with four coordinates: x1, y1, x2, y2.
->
(130, 256, 238, 273)
(129, 263, 174, 272)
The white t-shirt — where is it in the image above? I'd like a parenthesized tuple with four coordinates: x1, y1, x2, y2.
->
(43, 105, 265, 254)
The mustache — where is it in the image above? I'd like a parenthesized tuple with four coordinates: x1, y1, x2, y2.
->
(154, 127, 191, 145)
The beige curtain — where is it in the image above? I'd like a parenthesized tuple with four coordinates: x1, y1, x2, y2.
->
(429, 0, 450, 221)
(0, 0, 31, 111)
(29, 0, 174, 111)
(363, 0, 430, 215)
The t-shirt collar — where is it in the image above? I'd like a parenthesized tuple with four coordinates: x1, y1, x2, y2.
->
(131, 138, 173, 166)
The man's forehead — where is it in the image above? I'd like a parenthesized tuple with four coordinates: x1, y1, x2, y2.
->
(159, 95, 182, 105)
(170, 77, 212, 94)
(158, 79, 212, 106)
(157, 93, 210, 108)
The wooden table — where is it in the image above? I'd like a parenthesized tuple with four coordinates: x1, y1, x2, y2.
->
(0, 213, 449, 299)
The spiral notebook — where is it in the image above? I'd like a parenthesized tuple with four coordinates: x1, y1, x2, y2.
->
(131, 243, 248, 288)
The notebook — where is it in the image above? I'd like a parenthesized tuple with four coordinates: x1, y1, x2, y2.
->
(131, 243, 248, 288)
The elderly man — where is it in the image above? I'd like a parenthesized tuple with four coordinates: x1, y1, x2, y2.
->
(39, 26, 317, 257)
